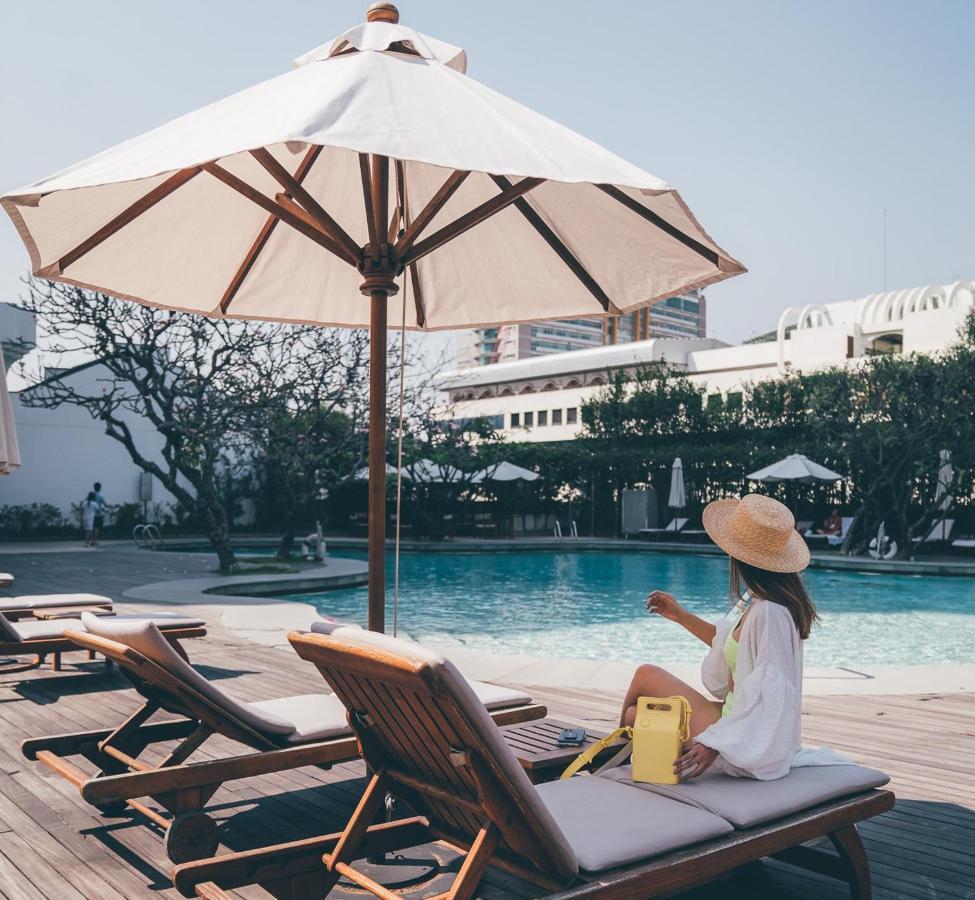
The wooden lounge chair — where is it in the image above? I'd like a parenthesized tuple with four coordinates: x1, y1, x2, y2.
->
(22, 615, 545, 864)
(0, 608, 203, 674)
(0, 592, 114, 621)
(174, 627, 895, 899)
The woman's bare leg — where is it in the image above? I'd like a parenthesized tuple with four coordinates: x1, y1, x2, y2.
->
(620, 664, 721, 737)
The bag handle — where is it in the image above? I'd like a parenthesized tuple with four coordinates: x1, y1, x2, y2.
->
(559, 727, 632, 780)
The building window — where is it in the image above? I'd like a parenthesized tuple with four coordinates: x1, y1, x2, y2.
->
(566, 407, 578, 424)
(538, 410, 548, 426)
(552, 409, 563, 425)
(510, 412, 520, 428)
(524, 411, 534, 427)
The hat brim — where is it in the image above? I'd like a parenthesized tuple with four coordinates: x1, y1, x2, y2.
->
(702, 498, 811, 574)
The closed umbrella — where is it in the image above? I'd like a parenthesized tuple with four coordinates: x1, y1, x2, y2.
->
(667, 457, 686, 509)
(1, 3, 744, 631)
(747, 453, 843, 484)
(0, 347, 21, 475)
(934, 449, 953, 510)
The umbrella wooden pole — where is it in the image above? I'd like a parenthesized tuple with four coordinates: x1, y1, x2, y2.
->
(368, 290, 388, 632)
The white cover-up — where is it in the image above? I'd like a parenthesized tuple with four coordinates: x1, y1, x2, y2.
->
(694, 597, 850, 780)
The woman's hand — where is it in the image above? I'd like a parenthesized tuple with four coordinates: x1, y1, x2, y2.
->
(646, 590, 684, 623)
(675, 743, 719, 780)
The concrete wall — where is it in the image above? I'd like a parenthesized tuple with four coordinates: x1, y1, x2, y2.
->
(0, 365, 180, 522)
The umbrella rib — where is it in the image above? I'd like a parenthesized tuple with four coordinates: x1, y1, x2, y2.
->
(203, 162, 352, 264)
(401, 176, 545, 267)
(249, 148, 361, 264)
(596, 184, 720, 266)
(219, 145, 322, 314)
(53, 167, 202, 274)
(394, 159, 427, 328)
(491, 174, 617, 314)
(358, 154, 380, 252)
(394, 170, 469, 261)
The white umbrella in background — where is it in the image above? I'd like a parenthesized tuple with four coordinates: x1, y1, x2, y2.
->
(747, 453, 843, 484)
(351, 462, 399, 481)
(0, 348, 21, 475)
(1, 3, 745, 631)
(667, 456, 686, 509)
(401, 458, 463, 484)
(471, 461, 540, 484)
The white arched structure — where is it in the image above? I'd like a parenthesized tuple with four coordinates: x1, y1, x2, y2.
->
(777, 280, 975, 370)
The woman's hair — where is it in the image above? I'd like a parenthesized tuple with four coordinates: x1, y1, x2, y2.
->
(86, 491, 96, 502)
(729, 558, 820, 639)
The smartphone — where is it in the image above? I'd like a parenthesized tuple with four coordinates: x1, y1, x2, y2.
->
(556, 727, 587, 747)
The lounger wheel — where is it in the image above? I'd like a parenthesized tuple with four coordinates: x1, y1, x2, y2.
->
(166, 812, 220, 864)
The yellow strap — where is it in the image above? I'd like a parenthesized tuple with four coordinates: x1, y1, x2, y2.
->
(559, 727, 632, 780)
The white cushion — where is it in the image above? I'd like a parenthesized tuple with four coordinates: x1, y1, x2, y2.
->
(535, 776, 732, 872)
(6, 613, 203, 642)
(0, 573, 13, 586)
(4, 593, 112, 611)
(600, 764, 889, 828)
(467, 680, 532, 711)
(248, 693, 351, 743)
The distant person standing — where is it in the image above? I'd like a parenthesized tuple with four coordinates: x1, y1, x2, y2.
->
(92, 481, 107, 545)
(81, 491, 99, 547)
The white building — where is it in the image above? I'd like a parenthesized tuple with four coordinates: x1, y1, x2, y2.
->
(0, 304, 179, 522)
(437, 280, 975, 443)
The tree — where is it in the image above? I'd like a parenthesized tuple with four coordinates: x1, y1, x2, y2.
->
(14, 281, 375, 570)
(239, 328, 371, 559)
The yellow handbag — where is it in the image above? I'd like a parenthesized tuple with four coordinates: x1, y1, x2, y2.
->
(560, 695, 692, 785)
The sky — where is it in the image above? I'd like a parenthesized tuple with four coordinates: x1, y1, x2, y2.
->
(1, 0, 972, 366)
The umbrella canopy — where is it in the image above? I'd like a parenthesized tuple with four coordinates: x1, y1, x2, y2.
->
(471, 461, 540, 483)
(400, 458, 463, 484)
(667, 457, 686, 508)
(351, 462, 399, 481)
(0, 348, 21, 475)
(747, 453, 843, 484)
(0, 3, 745, 631)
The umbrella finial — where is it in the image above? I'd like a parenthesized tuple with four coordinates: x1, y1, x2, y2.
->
(367, 2, 400, 23)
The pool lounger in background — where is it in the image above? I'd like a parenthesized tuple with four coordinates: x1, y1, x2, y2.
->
(174, 626, 894, 899)
(21, 613, 546, 864)
(0, 609, 204, 674)
(0, 593, 114, 620)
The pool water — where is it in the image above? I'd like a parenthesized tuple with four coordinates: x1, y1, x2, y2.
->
(288, 550, 975, 667)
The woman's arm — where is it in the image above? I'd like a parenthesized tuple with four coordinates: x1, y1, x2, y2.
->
(647, 591, 716, 646)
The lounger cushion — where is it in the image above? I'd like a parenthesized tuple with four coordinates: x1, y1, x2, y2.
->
(4, 593, 112, 611)
(535, 776, 733, 872)
(309, 621, 532, 711)
(81, 614, 296, 737)
(248, 693, 351, 743)
(314, 626, 580, 878)
(12, 613, 204, 641)
(600, 764, 890, 828)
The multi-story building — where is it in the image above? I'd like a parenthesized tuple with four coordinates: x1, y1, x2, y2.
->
(438, 280, 975, 442)
(456, 291, 706, 368)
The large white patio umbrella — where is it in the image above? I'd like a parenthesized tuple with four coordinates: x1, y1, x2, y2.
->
(747, 453, 843, 484)
(0, 3, 744, 631)
(0, 348, 21, 475)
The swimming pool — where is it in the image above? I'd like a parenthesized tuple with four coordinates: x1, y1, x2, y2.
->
(287, 550, 975, 668)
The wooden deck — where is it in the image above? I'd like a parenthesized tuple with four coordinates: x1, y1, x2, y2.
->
(0, 621, 971, 900)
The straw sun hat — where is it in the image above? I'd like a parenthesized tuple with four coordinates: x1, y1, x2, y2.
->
(702, 494, 810, 574)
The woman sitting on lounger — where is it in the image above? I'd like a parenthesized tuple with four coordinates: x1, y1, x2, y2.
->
(620, 493, 820, 782)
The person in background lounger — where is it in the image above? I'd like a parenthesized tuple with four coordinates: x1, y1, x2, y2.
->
(620, 493, 821, 781)
(819, 507, 842, 536)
